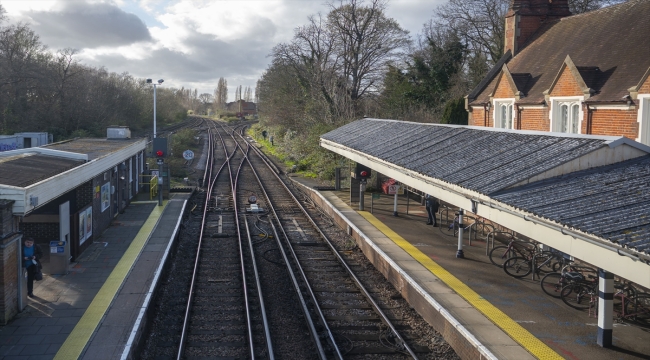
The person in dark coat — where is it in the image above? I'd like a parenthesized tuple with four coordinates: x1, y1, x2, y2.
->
(425, 195, 440, 227)
(22, 238, 43, 298)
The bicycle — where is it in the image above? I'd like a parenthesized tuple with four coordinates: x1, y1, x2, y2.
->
(439, 213, 473, 238)
(503, 248, 566, 279)
(540, 264, 597, 298)
(488, 238, 535, 267)
(470, 216, 495, 239)
(613, 283, 650, 325)
(560, 275, 598, 310)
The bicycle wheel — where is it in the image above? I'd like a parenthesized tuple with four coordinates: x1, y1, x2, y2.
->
(534, 251, 557, 274)
(489, 246, 516, 267)
(624, 294, 650, 325)
(476, 223, 494, 238)
(540, 272, 564, 298)
(561, 283, 592, 310)
(503, 256, 532, 278)
(439, 220, 457, 237)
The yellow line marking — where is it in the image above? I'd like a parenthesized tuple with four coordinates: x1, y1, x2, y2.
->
(54, 201, 169, 360)
(357, 211, 562, 360)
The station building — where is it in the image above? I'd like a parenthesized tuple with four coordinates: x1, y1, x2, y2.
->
(0, 127, 148, 324)
(465, 0, 650, 146)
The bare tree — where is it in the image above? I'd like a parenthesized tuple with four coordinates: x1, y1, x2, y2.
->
(213, 77, 227, 111)
(243, 86, 252, 102)
(327, 0, 411, 105)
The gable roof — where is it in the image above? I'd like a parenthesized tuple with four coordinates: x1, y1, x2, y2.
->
(470, 0, 650, 105)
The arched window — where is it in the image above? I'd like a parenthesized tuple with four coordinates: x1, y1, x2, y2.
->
(494, 100, 515, 129)
(552, 99, 581, 134)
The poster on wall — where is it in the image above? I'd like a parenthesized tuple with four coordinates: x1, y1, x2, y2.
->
(85, 207, 92, 239)
(101, 182, 110, 212)
(79, 212, 86, 244)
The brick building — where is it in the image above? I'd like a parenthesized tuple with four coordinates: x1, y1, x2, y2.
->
(465, 0, 650, 145)
(226, 100, 257, 116)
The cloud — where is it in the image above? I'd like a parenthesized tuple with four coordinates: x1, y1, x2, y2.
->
(25, 2, 152, 49)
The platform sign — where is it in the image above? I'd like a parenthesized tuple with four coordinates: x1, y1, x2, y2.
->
(183, 150, 194, 160)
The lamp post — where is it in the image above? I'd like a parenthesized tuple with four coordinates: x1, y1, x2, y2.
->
(147, 78, 164, 205)
(146, 79, 164, 138)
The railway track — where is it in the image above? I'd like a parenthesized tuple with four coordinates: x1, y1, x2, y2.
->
(140, 120, 457, 360)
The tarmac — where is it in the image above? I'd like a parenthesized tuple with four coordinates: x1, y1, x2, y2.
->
(0, 193, 189, 360)
(288, 173, 650, 360)
(1, 174, 649, 360)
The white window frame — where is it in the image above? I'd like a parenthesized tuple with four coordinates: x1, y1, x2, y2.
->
(549, 96, 583, 134)
(493, 99, 515, 129)
(637, 94, 650, 146)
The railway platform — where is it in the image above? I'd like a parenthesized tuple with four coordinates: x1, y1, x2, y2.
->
(0, 193, 189, 360)
(288, 174, 650, 360)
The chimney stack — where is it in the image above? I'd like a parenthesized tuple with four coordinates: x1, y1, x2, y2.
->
(504, 0, 571, 56)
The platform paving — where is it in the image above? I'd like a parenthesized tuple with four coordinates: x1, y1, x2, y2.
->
(299, 181, 650, 360)
(0, 193, 189, 360)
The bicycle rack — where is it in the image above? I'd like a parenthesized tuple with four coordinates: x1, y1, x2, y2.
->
(485, 230, 516, 255)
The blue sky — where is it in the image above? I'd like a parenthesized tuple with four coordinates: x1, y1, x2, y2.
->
(2, 0, 442, 100)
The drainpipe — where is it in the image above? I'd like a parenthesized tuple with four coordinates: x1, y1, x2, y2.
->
(585, 103, 593, 135)
(483, 103, 488, 127)
(515, 104, 522, 129)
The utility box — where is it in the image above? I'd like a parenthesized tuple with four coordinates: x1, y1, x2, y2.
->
(107, 126, 131, 139)
(49, 240, 69, 275)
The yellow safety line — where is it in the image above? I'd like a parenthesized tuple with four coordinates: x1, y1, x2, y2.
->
(357, 211, 563, 360)
(54, 201, 169, 360)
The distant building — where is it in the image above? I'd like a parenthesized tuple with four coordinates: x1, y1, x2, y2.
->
(226, 100, 257, 116)
(0, 133, 51, 152)
(465, 0, 650, 145)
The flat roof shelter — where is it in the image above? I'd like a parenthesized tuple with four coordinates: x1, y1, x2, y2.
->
(321, 118, 650, 346)
(0, 138, 145, 215)
(0, 135, 147, 324)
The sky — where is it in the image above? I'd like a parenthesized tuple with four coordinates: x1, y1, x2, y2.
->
(2, 0, 444, 101)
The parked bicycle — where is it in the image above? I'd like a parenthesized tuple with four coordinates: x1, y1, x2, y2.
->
(540, 264, 597, 298)
(488, 238, 535, 267)
(560, 274, 599, 310)
(503, 248, 567, 279)
(439, 213, 473, 238)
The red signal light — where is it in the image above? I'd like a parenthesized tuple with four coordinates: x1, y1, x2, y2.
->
(156, 150, 164, 157)
(360, 170, 368, 177)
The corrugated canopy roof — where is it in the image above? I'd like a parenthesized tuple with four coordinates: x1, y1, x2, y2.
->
(321, 118, 629, 194)
(492, 156, 650, 254)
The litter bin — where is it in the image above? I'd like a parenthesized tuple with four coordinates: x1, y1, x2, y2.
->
(49, 240, 69, 275)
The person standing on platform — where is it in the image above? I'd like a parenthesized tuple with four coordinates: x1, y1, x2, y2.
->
(425, 195, 440, 227)
(22, 238, 42, 298)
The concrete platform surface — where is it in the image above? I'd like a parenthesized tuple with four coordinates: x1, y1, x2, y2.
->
(0, 193, 189, 360)
(296, 180, 650, 360)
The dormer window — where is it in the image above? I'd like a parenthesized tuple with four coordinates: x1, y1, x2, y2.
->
(494, 99, 515, 129)
(550, 97, 582, 134)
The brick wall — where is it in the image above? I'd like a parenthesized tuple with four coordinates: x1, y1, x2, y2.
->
(76, 181, 93, 213)
(21, 222, 59, 243)
(469, 107, 486, 126)
(549, 66, 582, 97)
(0, 234, 22, 325)
(590, 109, 639, 139)
(519, 107, 548, 131)
(493, 74, 516, 98)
